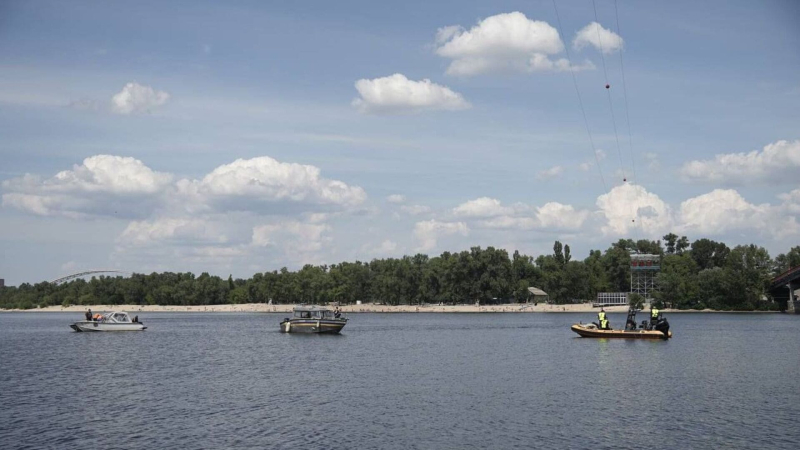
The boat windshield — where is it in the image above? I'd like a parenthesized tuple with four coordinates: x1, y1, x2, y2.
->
(293, 308, 328, 319)
(106, 312, 131, 323)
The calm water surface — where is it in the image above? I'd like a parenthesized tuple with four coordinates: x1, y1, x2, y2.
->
(1, 312, 799, 449)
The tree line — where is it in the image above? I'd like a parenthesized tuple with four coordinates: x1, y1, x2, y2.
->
(1, 236, 798, 311)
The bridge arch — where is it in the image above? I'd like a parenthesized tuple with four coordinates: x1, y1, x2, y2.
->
(51, 270, 132, 285)
(770, 265, 800, 313)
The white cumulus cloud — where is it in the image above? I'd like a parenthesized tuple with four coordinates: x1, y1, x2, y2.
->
(536, 165, 564, 180)
(352, 73, 470, 114)
(678, 189, 769, 235)
(478, 215, 539, 230)
(2, 155, 367, 219)
(435, 12, 593, 76)
(475, 201, 588, 231)
(182, 156, 367, 211)
(536, 202, 589, 230)
(1, 155, 172, 218)
(252, 220, 333, 263)
(453, 197, 515, 217)
(596, 183, 671, 236)
(779, 189, 800, 214)
(111, 82, 170, 114)
(680, 139, 800, 185)
(119, 218, 228, 246)
(413, 220, 469, 252)
(573, 22, 624, 54)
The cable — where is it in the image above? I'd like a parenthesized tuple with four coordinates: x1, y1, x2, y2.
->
(592, 0, 626, 184)
(552, 0, 608, 194)
(592, 0, 641, 244)
(611, 0, 642, 244)
(614, 0, 637, 184)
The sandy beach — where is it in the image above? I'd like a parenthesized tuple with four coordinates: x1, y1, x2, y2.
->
(0, 303, 733, 313)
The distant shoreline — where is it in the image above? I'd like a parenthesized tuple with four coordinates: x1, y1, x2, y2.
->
(0, 303, 779, 313)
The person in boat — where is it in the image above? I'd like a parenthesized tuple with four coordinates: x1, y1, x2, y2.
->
(85, 309, 92, 321)
(597, 308, 609, 330)
(650, 306, 660, 327)
(93, 313, 103, 321)
(333, 307, 341, 318)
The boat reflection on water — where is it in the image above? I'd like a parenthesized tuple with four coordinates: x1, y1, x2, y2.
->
(280, 305, 347, 334)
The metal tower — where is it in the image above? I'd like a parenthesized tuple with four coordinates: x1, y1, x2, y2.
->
(630, 254, 660, 299)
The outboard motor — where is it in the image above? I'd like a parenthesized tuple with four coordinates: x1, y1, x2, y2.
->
(654, 317, 670, 339)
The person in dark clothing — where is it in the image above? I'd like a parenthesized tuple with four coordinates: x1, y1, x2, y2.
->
(85, 309, 92, 321)
(333, 308, 341, 318)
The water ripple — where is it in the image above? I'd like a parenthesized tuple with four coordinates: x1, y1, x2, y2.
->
(0, 312, 798, 449)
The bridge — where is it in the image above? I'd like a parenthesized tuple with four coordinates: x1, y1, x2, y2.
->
(770, 265, 800, 313)
(51, 270, 132, 285)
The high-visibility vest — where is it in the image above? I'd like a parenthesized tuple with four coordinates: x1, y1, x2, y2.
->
(600, 319, 608, 329)
(598, 311, 606, 321)
(651, 308, 659, 318)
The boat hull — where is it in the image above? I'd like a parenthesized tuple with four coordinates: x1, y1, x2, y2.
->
(70, 321, 146, 332)
(571, 324, 671, 340)
(280, 319, 346, 334)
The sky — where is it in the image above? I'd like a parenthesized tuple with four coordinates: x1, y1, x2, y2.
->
(1, 0, 799, 285)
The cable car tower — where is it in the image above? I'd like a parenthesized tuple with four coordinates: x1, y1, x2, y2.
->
(630, 254, 659, 299)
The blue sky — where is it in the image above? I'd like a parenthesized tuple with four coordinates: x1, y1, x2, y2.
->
(1, 0, 799, 285)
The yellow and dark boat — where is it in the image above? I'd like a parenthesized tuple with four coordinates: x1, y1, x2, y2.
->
(571, 323, 672, 340)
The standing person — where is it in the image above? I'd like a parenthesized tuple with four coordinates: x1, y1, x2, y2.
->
(85, 309, 92, 321)
(334, 307, 341, 318)
(598, 308, 609, 330)
(651, 306, 660, 327)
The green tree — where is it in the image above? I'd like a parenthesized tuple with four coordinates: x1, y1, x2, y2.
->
(635, 239, 663, 255)
(676, 236, 690, 254)
(690, 238, 730, 270)
(697, 267, 727, 310)
(774, 246, 800, 273)
(628, 292, 645, 310)
(655, 254, 699, 308)
(663, 233, 678, 254)
(603, 240, 631, 292)
(724, 245, 773, 310)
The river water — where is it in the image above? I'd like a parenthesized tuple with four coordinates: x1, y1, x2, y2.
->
(0, 312, 798, 449)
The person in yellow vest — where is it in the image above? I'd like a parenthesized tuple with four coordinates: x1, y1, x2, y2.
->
(598, 307, 609, 330)
(650, 306, 660, 328)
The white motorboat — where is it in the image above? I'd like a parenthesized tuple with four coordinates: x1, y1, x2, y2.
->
(70, 311, 146, 332)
